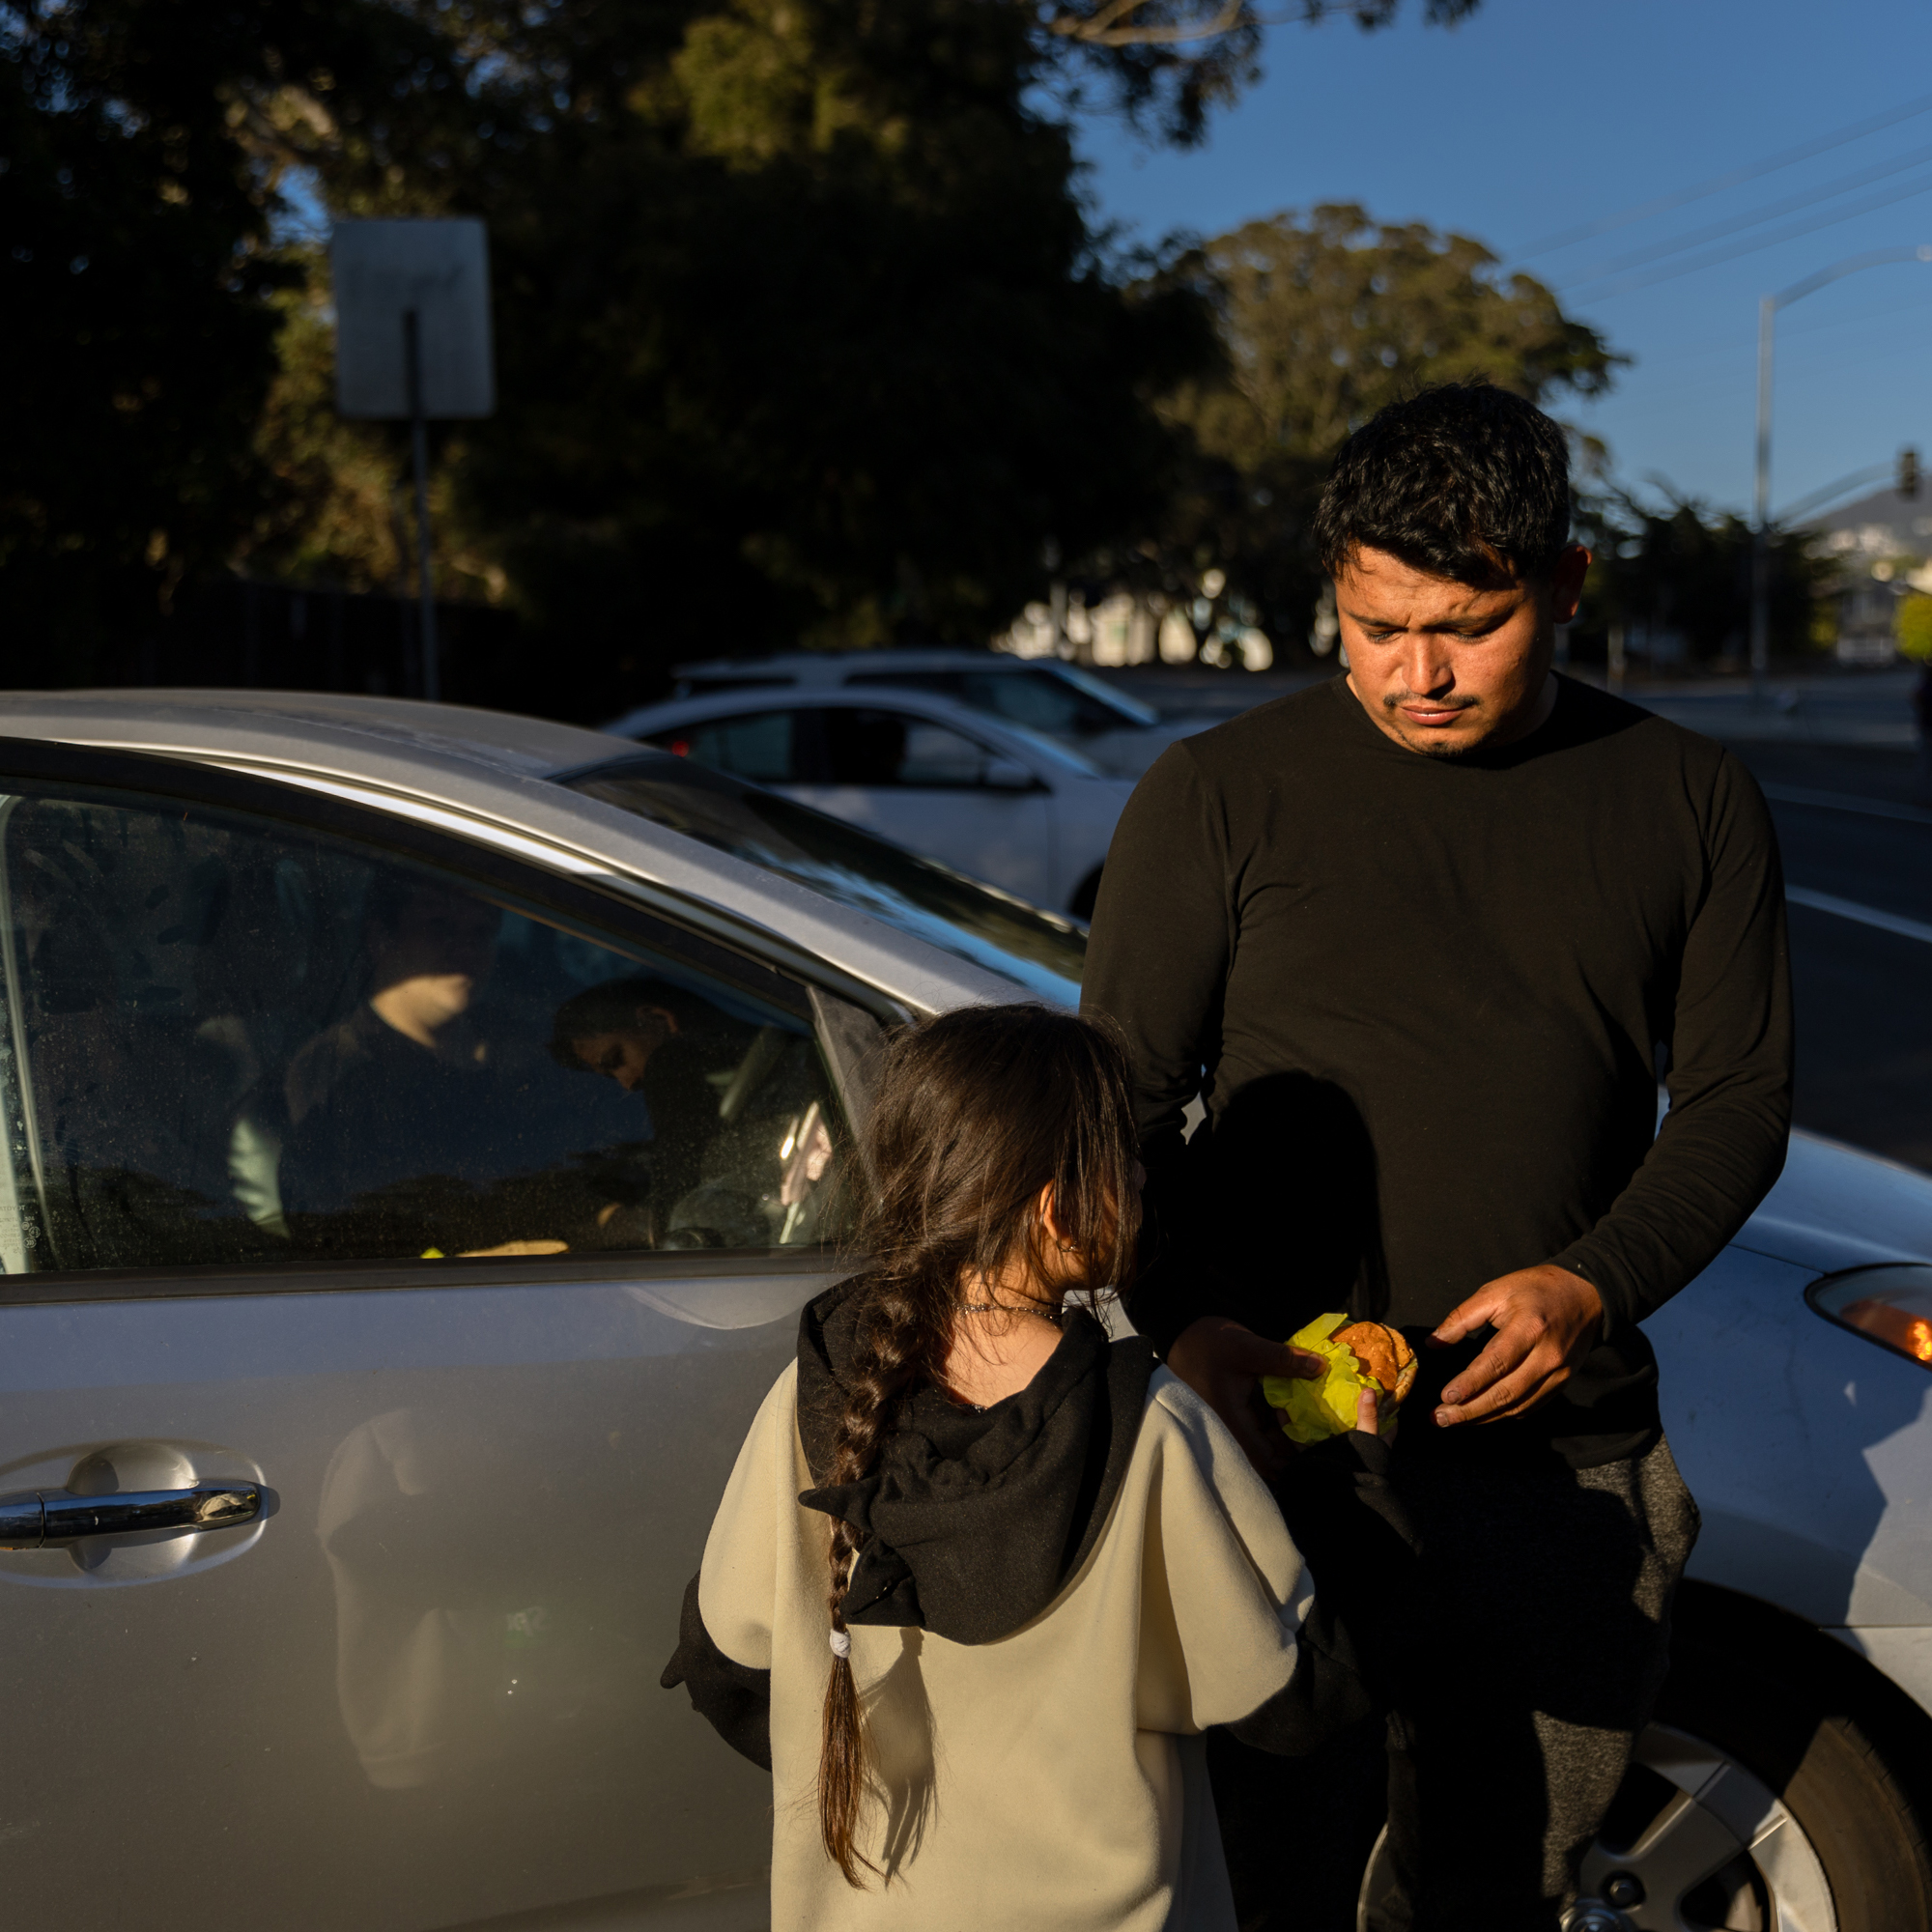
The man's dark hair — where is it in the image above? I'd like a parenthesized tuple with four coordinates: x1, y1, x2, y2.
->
(1314, 383, 1572, 586)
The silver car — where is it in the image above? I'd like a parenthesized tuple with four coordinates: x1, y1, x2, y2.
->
(604, 682, 1135, 920)
(0, 690, 1922, 1932)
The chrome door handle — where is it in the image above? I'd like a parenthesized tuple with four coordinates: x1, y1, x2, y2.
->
(0, 1482, 262, 1549)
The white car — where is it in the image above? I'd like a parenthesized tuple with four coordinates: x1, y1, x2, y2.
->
(0, 691, 1921, 1931)
(606, 681, 1138, 919)
(615, 646, 1210, 779)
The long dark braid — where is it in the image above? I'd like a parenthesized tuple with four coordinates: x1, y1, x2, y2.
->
(817, 1277, 936, 1886)
(815, 1004, 1141, 1888)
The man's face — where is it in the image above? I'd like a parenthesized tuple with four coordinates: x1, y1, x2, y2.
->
(571, 1008, 676, 1092)
(1334, 543, 1589, 758)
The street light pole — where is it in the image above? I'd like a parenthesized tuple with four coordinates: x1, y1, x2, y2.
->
(1750, 295, 1775, 700)
(1749, 244, 1932, 702)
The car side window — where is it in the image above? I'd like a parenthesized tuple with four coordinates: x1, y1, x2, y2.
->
(822, 708, 995, 788)
(0, 785, 849, 1276)
(651, 710, 799, 784)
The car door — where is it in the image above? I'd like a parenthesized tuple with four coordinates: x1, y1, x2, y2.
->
(0, 742, 882, 1932)
(782, 705, 1056, 908)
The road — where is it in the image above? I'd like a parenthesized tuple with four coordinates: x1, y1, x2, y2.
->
(1102, 666, 1932, 1175)
(1733, 741, 1932, 1174)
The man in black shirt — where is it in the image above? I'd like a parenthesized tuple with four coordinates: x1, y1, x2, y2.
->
(1083, 385, 1791, 1929)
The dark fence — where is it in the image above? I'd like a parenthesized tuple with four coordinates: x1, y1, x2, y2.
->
(94, 577, 583, 722)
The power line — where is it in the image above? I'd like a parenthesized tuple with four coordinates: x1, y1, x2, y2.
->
(1562, 169, 1932, 303)
(1513, 91, 1932, 260)
(1606, 280, 1932, 380)
(1558, 137, 1932, 287)
(1588, 323, 1932, 427)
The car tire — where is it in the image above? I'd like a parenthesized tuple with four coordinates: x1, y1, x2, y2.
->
(1356, 1587, 1932, 1932)
(1069, 866, 1103, 923)
(1637, 1591, 1932, 1932)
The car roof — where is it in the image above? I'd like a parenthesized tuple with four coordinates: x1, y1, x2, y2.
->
(0, 689, 1026, 1014)
(0, 688, 626, 781)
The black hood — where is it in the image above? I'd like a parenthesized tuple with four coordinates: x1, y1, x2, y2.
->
(796, 1277, 1157, 1646)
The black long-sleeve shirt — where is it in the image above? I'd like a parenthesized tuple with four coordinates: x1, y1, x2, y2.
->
(1083, 674, 1793, 1467)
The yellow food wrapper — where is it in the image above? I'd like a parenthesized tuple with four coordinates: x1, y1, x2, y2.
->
(1260, 1311, 1378, 1443)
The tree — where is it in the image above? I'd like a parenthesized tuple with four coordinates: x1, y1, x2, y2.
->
(1039, 0, 1478, 143)
(1133, 203, 1623, 664)
(271, 0, 1227, 706)
(1573, 492, 1832, 669)
(186, 0, 1496, 701)
(4, 0, 1489, 697)
(0, 0, 464, 671)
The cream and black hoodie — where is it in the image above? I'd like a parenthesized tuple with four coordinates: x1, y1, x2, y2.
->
(663, 1282, 1410, 1932)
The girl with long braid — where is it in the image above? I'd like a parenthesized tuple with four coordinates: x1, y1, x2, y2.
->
(663, 1005, 1411, 1930)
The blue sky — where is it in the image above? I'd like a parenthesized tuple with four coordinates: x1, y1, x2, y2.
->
(1072, 0, 1932, 522)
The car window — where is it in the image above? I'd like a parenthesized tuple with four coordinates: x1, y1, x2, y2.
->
(563, 754, 1086, 1004)
(822, 708, 994, 787)
(0, 784, 850, 1276)
(650, 709, 799, 783)
(845, 666, 1153, 736)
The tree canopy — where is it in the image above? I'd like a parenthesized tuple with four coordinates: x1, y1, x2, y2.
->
(1576, 492, 1831, 667)
(0, 0, 462, 663)
(4, 0, 1489, 697)
(1139, 203, 1624, 662)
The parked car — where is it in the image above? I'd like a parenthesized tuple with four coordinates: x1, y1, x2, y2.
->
(0, 690, 1923, 1932)
(606, 681, 1137, 919)
(611, 646, 1210, 779)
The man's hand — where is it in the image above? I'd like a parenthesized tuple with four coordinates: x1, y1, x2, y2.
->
(1167, 1317, 1325, 1478)
(1431, 1264, 1605, 1427)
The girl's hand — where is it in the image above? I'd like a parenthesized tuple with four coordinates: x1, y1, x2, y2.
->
(1167, 1318, 1323, 1478)
(1351, 1386, 1383, 1438)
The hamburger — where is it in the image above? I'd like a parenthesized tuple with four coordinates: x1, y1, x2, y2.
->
(1332, 1321, 1417, 1409)
(1261, 1311, 1417, 1442)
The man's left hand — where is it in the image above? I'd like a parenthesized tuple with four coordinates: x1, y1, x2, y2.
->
(1431, 1264, 1605, 1427)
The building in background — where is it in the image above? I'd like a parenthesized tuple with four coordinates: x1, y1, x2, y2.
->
(1807, 487, 1932, 666)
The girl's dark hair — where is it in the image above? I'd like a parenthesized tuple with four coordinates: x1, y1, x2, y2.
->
(816, 1003, 1141, 1887)
(1314, 381, 1572, 586)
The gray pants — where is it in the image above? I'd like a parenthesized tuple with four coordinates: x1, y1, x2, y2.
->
(1208, 1433, 1700, 1932)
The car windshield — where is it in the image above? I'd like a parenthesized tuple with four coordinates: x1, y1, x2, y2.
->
(843, 663, 1154, 741)
(559, 753, 1086, 1004)
(1043, 664, 1161, 727)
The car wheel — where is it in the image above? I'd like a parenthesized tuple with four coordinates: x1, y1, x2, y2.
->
(1069, 865, 1103, 923)
(1356, 1612, 1932, 1931)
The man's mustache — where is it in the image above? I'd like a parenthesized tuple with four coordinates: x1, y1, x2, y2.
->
(1381, 691, 1479, 712)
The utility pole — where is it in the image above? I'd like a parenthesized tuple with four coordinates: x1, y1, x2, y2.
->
(403, 309, 440, 703)
(1749, 245, 1932, 705)
(331, 218, 496, 705)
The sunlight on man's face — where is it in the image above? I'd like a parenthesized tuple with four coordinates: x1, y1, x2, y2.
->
(1334, 543, 1589, 758)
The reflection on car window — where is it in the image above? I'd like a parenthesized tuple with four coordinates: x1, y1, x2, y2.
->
(822, 708, 990, 787)
(0, 787, 848, 1275)
(563, 755, 1085, 1003)
(650, 710, 797, 784)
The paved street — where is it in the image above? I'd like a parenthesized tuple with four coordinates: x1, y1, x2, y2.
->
(1103, 666, 1932, 1175)
(1736, 740, 1932, 1173)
